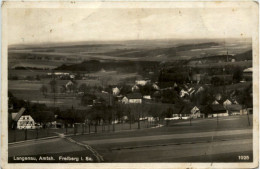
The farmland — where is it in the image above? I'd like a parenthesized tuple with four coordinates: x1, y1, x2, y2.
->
(8, 38, 251, 69)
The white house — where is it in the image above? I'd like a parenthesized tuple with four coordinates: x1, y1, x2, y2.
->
(17, 115, 36, 129)
(121, 96, 129, 104)
(127, 93, 142, 104)
(243, 67, 253, 73)
(112, 87, 120, 96)
(223, 99, 232, 108)
(66, 80, 74, 89)
(11, 107, 36, 129)
(180, 89, 189, 98)
(135, 80, 150, 86)
(190, 106, 202, 118)
(152, 83, 159, 90)
(69, 75, 75, 79)
(143, 95, 151, 100)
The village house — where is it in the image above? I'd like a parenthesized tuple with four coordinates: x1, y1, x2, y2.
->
(226, 104, 247, 115)
(190, 106, 204, 118)
(65, 80, 76, 92)
(191, 74, 202, 84)
(223, 99, 232, 108)
(131, 84, 139, 92)
(17, 115, 36, 129)
(152, 83, 160, 90)
(121, 96, 129, 104)
(135, 79, 151, 86)
(143, 95, 151, 100)
(127, 93, 142, 104)
(112, 87, 120, 96)
(243, 67, 252, 81)
(180, 89, 189, 98)
(11, 108, 36, 129)
(207, 104, 228, 118)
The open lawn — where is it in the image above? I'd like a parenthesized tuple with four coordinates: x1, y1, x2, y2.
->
(71, 115, 253, 162)
(8, 115, 253, 162)
(8, 121, 155, 143)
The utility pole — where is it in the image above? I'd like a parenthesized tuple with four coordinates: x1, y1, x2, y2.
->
(217, 113, 219, 126)
(247, 107, 250, 126)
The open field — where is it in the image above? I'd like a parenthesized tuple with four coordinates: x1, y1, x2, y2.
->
(72, 115, 253, 162)
(188, 60, 252, 68)
(8, 115, 253, 162)
(8, 70, 142, 108)
(8, 39, 251, 69)
(8, 121, 154, 143)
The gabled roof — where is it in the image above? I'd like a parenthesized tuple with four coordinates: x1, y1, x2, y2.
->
(212, 100, 219, 105)
(127, 93, 142, 99)
(243, 67, 252, 73)
(13, 107, 26, 121)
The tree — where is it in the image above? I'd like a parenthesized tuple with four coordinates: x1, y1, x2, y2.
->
(161, 89, 179, 104)
(162, 107, 173, 126)
(211, 76, 222, 86)
(233, 67, 243, 83)
(79, 83, 88, 93)
(81, 93, 97, 106)
(49, 79, 57, 93)
(49, 79, 57, 106)
(40, 85, 48, 98)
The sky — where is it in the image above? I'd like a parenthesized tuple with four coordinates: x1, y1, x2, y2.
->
(7, 7, 255, 45)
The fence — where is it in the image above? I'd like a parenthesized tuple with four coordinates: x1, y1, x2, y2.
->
(8, 120, 159, 143)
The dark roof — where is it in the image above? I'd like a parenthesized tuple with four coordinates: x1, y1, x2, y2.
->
(14, 107, 26, 121)
(210, 104, 226, 112)
(226, 104, 242, 111)
(127, 93, 142, 99)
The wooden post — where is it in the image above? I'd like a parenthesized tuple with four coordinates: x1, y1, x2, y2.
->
(217, 114, 219, 126)
(46, 127, 49, 136)
(74, 124, 76, 135)
(14, 129, 16, 142)
(247, 109, 250, 126)
(65, 124, 68, 135)
(25, 129, 27, 140)
(113, 112, 115, 132)
(36, 128, 39, 139)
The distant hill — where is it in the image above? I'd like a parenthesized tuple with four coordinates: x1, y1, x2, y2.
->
(55, 60, 160, 73)
(98, 42, 219, 58)
(233, 50, 252, 61)
(188, 50, 252, 63)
